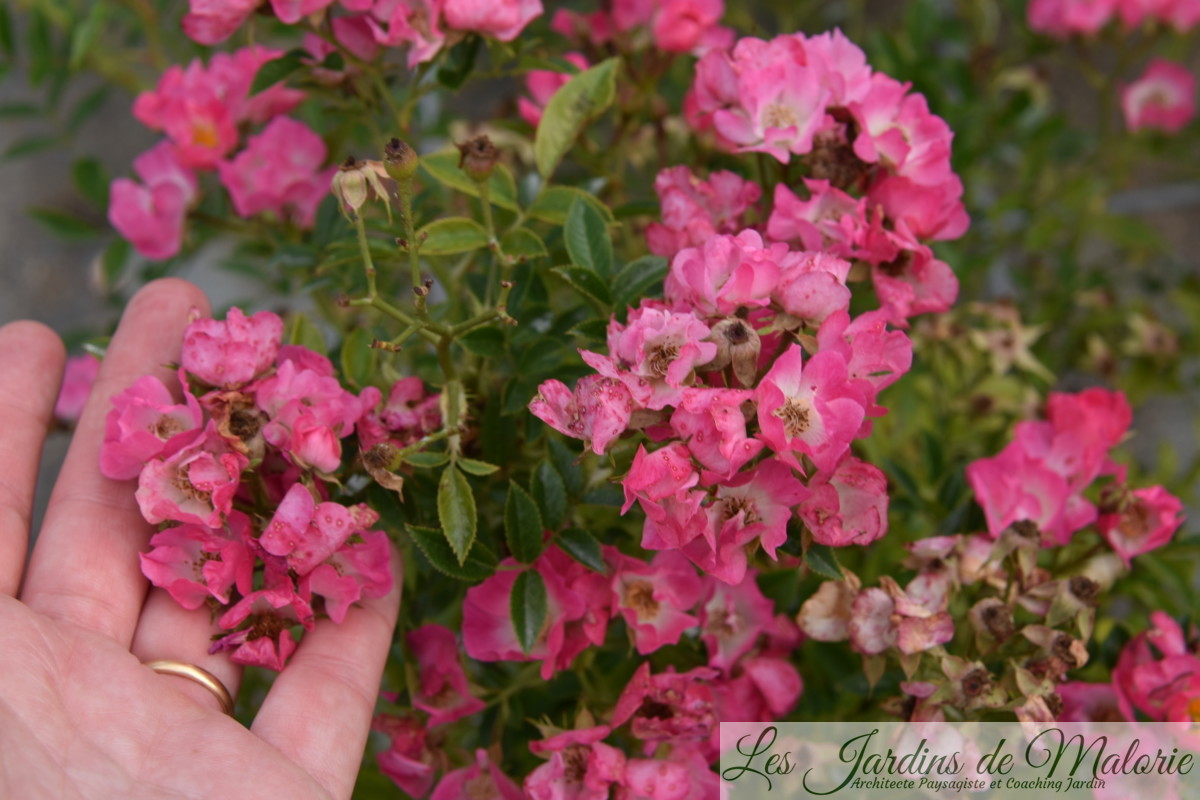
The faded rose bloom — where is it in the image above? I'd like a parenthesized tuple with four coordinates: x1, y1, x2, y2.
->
(611, 662, 718, 743)
(799, 456, 889, 547)
(526, 726, 625, 800)
(431, 749, 523, 800)
(1122, 58, 1197, 134)
(699, 573, 775, 672)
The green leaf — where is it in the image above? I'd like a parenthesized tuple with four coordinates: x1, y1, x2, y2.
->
(511, 570, 548, 654)
(458, 326, 506, 358)
(28, 10, 52, 86)
(436, 34, 480, 89)
(418, 217, 489, 255)
(527, 186, 614, 226)
(882, 457, 922, 501)
(0, 102, 40, 119)
(28, 207, 99, 239)
(407, 524, 497, 582)
(250, 48, 307, 95)
(612, 255, 668, 309)
(419, 150, 520, 212)
(556, 527, 606, 573)
(4, 135, 59, 161)
(804, 543, 844, 580)
(0, 1, 14, 59)
(548, 438, 583, 495)
(68, 2, 104, 70)
(339, 327, 376, 389)
(72, 157, 108, 210)
(564, 197, 613, 277)
(505, 481, 545, 563)
(458, 457, 500, 476)
(99, 237, 130, 291)
(534, 58, 619, 179)
(567, 317, 609, 344)
(405, 451, 450, 468)
(286, 313, 327, 355)
(437, 465, 477, 565)
(531, 460, 567, 530)
(500, 227, 548, 261)
(67, 85, 109, 131)
(551, 265, 611, 307)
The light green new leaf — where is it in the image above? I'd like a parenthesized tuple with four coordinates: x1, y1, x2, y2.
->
(419, 150, 520, 212)
(534, 58, 619, 179)
(418, 217, 489, 255)
(527, 186, 615, 226)
(500, 227, 548, 261)
(339, 327, 376, 389)
(437, 465, 477, 565)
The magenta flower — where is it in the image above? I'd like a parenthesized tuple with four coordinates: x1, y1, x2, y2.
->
(621, 443, 700, 515)
(799, 455, 889, 547)
(670, 388, 763, 483)
(771, 250, 852, 324)
(182, 0, 260, 45)
(53, 353, 99, 423)
(526, 726, 625, 800)
(1028, 0, 1118, 36)
(611, 662, 718, 743)
(373, 714, 440, 798)
(218, 117, 335, 228)
(99, 374, 203, 480)
(699, 574, 774, 672)
(258, 483, 357, 575)
(1113, 611, 1200, 721)
(367, 0, 447, 67)
(301, 529, 393, 623)
(432, 749, 523, 800)
(1056, 681, 1127, 722)
(610, 550, 704, 655)
(1098, 485, 1184, 565)
(108, 141, 199, 260)
(1122, 58, 1197, 134)
(755, 345, 866, 473)
(405, 624, 486, 727)
(816, 309, 913, 423)
(138, 512, 255, 608)
(182, 307, 284, 388)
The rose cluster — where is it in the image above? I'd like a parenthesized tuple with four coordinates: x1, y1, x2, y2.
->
(549, 0, 731, 55)
(376, 555, 797, 796)
(109, 47, 332, 260)
(1028, 0, 1200, 37)
(99, 307, 442, 669)
(653, 30, 968, 320)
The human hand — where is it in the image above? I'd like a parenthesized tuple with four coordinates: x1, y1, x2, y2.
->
(0, 279, 401, 799)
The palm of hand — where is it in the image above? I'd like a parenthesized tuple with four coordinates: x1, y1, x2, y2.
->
(0, 280, 400, 800)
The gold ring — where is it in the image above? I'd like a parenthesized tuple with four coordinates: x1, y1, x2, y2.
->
(143, 659, 235, 716)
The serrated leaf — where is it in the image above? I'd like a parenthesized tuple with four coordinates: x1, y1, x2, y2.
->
(564, 197, 613, 278)
(804, 543, 844, 580)
(417, 216, 489, 255)
(534, 58, 619, 179)
(407, 524, 497, 582)
(458, 457, 500, 476)
(582, 486, 623, 506)
(527, 186, 614, 226)
(419, 150, 520, 212)
(505, 481, 545, 563)
(548, 437, 583, 495)
(339, 327, 376, 389)
(552, 265, 611, 307)
(612, 255, 668, 309)
(437, 465, 477, 565)
(567, 317, 609, 343)
(500, 227, 548, 261)
(532, 460, 567, 529)
(556, 527, 606, 573)
(511, 570, 548, 654)
(72, 157, 108, 209)
(250, 48, 307, 95)
(458, 326, 506, 358)
(28, 207, 99, 239)
(286, 313, 327, 355)
(405, 451, 450, 468)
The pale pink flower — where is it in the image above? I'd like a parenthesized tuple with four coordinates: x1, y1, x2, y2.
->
(647, 166, 761, 258)
(54, 353, 99, 423)
(519, 52, 589, 128)
(1098, 484, 1184, 565)
(405, 624, 486, 727)
(443, 0, 542, 41)
(432, 749, 523, 800)
(796, 577, 859, 642)
(583, 304, 716, 410)
(374, 714, 440, 798)
(754, 345, 866, 473)
(1122, 58, 1197, 134)
(1028, 0, 1118, 36)
(699, 574, 774, 672)
(799, 455, 889, 547)
(669, 388, 763, 483)
(368, 0, 446, 67)
(108, 141, 199, 260)
(218, 117, 335, 228)
(135, 423, 248, 528)
(611, 550, 704, 655)
(529, 374, 634, 455)
(847, 587, 896, 654)
(139, 512, 255, 608)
